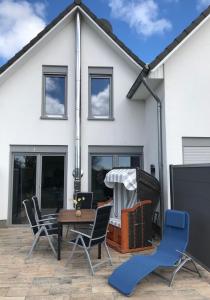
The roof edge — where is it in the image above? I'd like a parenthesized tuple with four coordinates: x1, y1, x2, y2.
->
(0, 0, 145, 76)
(0, 2, 76, 75)
(79, 2, 145, 68)
(127, 67, 150, 99)
(149, 5, 210, 69)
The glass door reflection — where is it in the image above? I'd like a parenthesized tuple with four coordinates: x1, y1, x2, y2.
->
(12, 155, 37, 224)
(91, 156, 113, 205)
(118, 156, 141, 168)
(41, 156, 64, 214)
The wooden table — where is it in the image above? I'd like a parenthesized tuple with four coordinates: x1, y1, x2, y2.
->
(57, 209, 98, 260)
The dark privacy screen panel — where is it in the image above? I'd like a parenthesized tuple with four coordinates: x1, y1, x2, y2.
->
(170, 164, 210, 271)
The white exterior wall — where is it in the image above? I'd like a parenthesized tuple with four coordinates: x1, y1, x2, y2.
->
(144, 82, 169, 214)
(0, 21, 76, 221)
(144, 84, 164, 176)
(162, 16, 210, 207)
(80, 20, 145, 192)
(0, 15, 145, 221)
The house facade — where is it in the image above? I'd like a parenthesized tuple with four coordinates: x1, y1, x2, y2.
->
(1, 0, 210, 225)
(0, 1, 153, 224)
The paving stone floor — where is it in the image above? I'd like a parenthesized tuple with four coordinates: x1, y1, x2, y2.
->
(0, 227, 210, 300)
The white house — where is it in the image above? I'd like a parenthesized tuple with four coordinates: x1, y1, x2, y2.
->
(0, 0, 148, 225)
(1, 0, 210, 225)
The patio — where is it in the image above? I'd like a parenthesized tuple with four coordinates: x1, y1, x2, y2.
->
(0, 227, 210, 300)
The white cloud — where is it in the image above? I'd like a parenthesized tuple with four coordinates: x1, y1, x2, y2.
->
(108, 0, 172, 37)
(46, 77, 57, 92)
(91, 86, 110, 117)
(196, 0, 210, 10)
(46, 95, 64, 115)
(0, 0, 46, 60)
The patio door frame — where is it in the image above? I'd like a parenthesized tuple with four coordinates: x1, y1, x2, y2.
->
(8, 145, 68, 225)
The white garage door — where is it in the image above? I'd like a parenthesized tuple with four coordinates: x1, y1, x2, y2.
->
(183, 138, 210, 164)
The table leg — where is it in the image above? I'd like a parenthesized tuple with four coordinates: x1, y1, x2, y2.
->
(98, 244, 101, 259)
(58, 223, 62, 260)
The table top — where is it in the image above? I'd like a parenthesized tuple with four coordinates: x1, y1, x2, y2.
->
(58, 209, 95, 224)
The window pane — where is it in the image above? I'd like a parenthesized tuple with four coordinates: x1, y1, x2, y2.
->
(90, 78, 110, 118)
(118, 156, 141, 168)
(45, 76, 65, 116)
(91, 156, 113, 205)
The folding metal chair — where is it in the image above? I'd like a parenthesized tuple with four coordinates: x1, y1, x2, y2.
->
(23, 199, 58, 258)
(32, 195, 58, 223)
(66, 204, 112, 275)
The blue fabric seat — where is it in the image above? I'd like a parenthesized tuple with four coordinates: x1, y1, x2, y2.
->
(108, 209, 201, 296)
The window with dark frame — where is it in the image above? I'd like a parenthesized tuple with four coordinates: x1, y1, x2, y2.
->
(42, 66, 68, 119)
(88, 67, 113, 120)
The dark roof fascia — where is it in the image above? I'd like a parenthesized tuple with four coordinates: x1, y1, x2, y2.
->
(150, 5, 210, 69)
(0, 0, 145, 75)
(0, 2, 77, 74)
(127, 67, 150, 99)
(79, 2, 145, 68)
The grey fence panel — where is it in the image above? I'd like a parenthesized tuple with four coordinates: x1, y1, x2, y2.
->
(170, 164, 210, 271)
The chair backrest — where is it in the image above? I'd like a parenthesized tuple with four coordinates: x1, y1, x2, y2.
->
(32, 196, 42, 221)
(91, 204, 112, 245)
(23, 199, 39, 235)
(76, 192, 93, 209)
(158, 209, 189, 260)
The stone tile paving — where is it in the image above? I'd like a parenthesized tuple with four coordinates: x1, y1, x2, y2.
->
(0, 227, 210, 300)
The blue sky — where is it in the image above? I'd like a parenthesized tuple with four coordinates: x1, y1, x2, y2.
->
(0, 0, 210, 67)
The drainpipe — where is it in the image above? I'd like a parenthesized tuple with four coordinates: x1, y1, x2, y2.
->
(141, 75, 164, 231)
(73, 11, 82, 196)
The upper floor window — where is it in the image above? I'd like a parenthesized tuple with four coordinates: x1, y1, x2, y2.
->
(42, 66, 68, 119)
(88, 67, 113, 120)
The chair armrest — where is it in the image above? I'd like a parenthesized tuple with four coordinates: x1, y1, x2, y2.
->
(31, 224, 41, 228)
(70, 228, 91, 238)
(31, 223, 58, 229)
(42, 213, 58, 217)
(41, 222, 58, 227)
(39, 217, 57, 222)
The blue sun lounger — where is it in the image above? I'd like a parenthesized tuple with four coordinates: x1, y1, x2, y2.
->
(108, 209, 201, 296)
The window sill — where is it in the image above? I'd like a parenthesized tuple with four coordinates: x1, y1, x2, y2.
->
(87, 117, 115, 121)
(40, 116, 68, 120)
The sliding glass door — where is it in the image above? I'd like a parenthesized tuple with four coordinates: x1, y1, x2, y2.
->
(11, 152, 65, 224)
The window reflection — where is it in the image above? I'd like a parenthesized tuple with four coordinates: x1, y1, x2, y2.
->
(118, 156, 140, 168)
(90, 77, 111, 118)
(45, 76, 65, 116)
(91, 156, 113, 204)
(12, 155, 36, 224)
